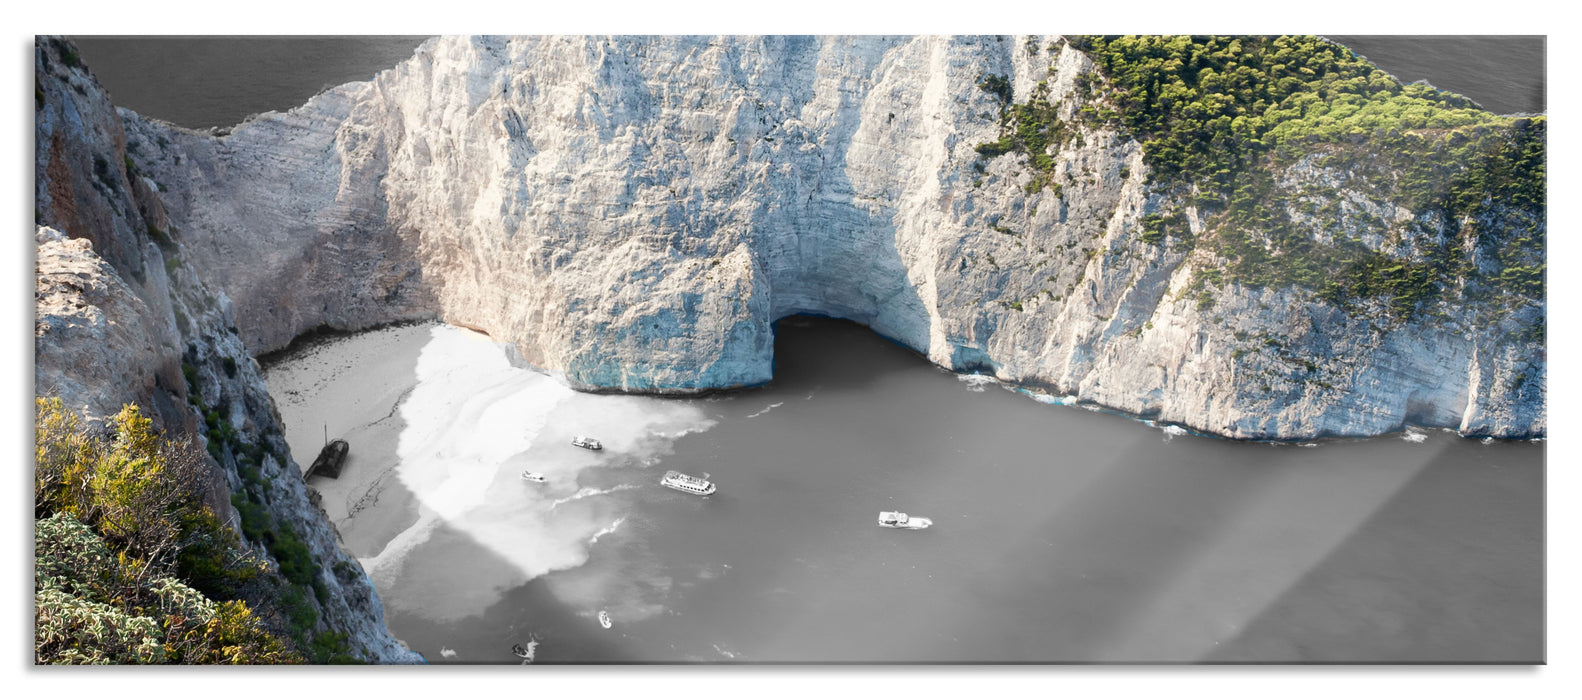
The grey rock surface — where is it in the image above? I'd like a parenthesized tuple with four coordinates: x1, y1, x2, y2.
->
(34, 37, 421, 663)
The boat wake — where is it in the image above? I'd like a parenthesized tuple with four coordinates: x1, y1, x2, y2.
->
(588, 517, 627, 545)
(550, 484, 639, 510)
(746, 401, 784, 418)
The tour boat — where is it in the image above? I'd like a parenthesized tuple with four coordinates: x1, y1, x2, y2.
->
(572, 436, 603, 450)
(660, 470, 716, 496)
(520, 471, 546, 483)
(877, 511, 933, 529)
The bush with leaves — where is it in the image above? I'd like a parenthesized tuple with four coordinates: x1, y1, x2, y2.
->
(35, 513, 297, 664)
(34, 397, 298, 664)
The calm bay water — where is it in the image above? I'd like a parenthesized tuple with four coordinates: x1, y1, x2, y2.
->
(265, 318, 1542, 663)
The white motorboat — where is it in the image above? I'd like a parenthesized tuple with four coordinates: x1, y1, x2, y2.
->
(520, 471, 546, 483)
(877, 511, 932, 529)
(572, 436, 603, 450)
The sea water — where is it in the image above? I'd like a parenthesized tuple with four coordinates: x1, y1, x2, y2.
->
(69, 35, 1543, 130)
(264, 318, 1542, 663)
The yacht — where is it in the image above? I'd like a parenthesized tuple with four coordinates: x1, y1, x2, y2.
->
(877, 511, 933, 529)
(520, 471, 546, 483)
(660, 470, 716, 496)
(572, 436, 603, 450)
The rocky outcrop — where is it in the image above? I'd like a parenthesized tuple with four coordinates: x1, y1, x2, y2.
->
(34, 37, 421, 663)
(115, 35, 1543, 440)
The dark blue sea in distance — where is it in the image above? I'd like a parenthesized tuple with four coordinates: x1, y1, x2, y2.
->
(66, 36, 1546, 662)
(66, 36, 432, 129)
(1326, 35, 1545, 114)
(68, 35, 1545, 129)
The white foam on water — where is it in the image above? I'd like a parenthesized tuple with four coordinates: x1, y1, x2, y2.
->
(746, 401, 784, 418)
(588, 517, 627, 545)
(1402, 428, 1428, 443)
(359, 324, 715, 621)
(439, 647, 457, 658)
(1160, 424, 1189, 442)
(1029, 391, 1080, 405)
(550, 484, 640, 510)
(958, 373, 997, 392)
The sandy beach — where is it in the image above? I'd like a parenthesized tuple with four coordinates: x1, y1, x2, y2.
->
(263, 322, 438, 557)
(263, 322, 715, 622)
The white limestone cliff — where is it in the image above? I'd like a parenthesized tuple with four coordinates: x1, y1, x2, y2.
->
(112, 34, 1544, 441)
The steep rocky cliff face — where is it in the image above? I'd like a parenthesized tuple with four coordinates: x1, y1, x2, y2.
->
(34, 38, 421, 663)
(116, 35, 1544, 440)
(39, 31, 1529, 457)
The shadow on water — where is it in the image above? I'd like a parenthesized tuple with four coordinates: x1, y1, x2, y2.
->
(658, 318, 1543, 662)
(1205, 439, 1544, 663)
(381, 522, 638, 664)
(766, 315, 927, 394)
(275, 315, 1543, 664)
(267, 323, 636, 664)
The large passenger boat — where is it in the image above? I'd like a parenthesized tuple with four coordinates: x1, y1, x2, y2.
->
(660, 470, 716, 496)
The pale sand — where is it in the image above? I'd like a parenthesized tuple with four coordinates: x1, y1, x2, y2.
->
(264, 321, 716, 621)
(263, 322, 437, 558)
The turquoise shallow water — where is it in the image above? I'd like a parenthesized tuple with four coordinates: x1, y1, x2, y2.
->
(271, 318, 1542, 663)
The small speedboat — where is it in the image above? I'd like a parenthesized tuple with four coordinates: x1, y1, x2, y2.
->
(598, 610, 612, 629)
(660, 470, 716, 496)
(877, 511, 933, 529)
(572, 436, 603, 450)
(520, 471, 546, 483)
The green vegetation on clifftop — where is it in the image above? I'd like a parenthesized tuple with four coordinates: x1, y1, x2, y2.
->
(977, 35, 1545, 321)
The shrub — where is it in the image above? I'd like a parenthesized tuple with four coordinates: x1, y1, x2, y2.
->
(35, 514, 297, 664)
(34, 399, 300, 664)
